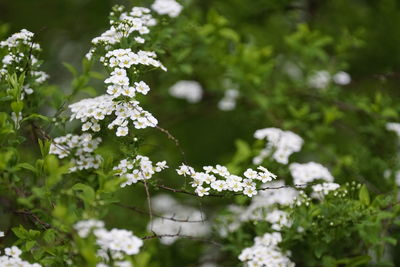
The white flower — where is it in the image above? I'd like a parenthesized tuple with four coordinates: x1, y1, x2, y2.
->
(386, 122, 400, 138)
(238, 232, 294, 267)
(114, 155, 168, 187)
(69, 94, 158, 136)
(243, 186, 257, 197)
(176, 163, 276, 197)
(0, 231, 4, 237)
(244, 168, 258, 179)
(74, 219, 105, 238)
(5, 246, 22, 258)
(211, 180, 227, 192)
(289, 162, 334, 184)
(0, 246, 41, 266)
(91, 7, 157, 47)
(50, 133, 103, 172)
(265, 210, 292, 231)
(135, 81, 150, 95)
(116, 126, 129, 136)
(312, 182, 340, 199)
(253, 127, 303, 165)
(333, 71, 351, 85)
(218, 89, 239, 111)
(176, 164, 194, 176)
(82, 121, 92, 131)
(76, 220, 143, 260)
(169, 80, 203, 103)
(151, 0, 183, 18)
(195, 186, 210, 197)
(308, 70, 330, 89)
(257, 166, 277, 182)
(135, 37, 145, 43)
(0, 30, 48, 98)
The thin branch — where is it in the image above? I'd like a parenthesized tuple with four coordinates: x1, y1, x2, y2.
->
(14, 209, 51, 230)
(142, 179, 154, 231)
(155, 125, 187, 164)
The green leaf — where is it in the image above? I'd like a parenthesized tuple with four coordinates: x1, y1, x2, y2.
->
(71, 183, 96, 205)
(0, 95, 13, 102)
(231, 139, 251, 165)
(15, 162, 37, 173)
(336, 255, 371, 266)
(11, 101, 24, 113)
(12, 225, 28, 239)
(62, 62, 78, 77)
(382, 236, 397, 245)
(38, 139, 51, 158)
(43, 229, 56, 243)
(25, 240, 36, 251)
(359, 185, 370, 206)
(21, 114, 50, 123)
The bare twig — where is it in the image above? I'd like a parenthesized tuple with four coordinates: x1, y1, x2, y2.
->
(142, 179, 154, 231)
(14, 209, 51, 230)
(155, 125, 187, 164)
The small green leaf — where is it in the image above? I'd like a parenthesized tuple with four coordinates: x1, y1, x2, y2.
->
(12, 225, 28, 239)
(25, 240, 36, 251)
(359, 185, 370, 206)
(11, 101, 24, 113)
(15, 162, 37, 173)
(71, 183, 96, 205)
(21, 114, 50, 123)
(62, 62, 78, 77)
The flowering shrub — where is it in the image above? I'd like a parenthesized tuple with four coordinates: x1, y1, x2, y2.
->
(2, 0, 400, 266)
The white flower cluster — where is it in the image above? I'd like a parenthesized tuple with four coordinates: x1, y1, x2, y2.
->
(74, 219, 143, 262)
(253, 128, 304, 165)
(147, 194, 210, 245)
(95, 228, 143, 256)
(151, 0, 183, 18)
(101, 49, 166, 73)
(69, 94, 158, 136)
(289, 162, 334, 185)
(49, 133, 102, 172)
(265, 209, 292, 231)
(71, 5, 168, 137)
(218, 89, 239, 111)
(308, 70, 351, 89)
(333, 71, 352, 85)
(0, 246, 41, 267)
(239, 232, 295, 267)
(218, 181, 298, 237)
(176, 164, 276, 197)
(386, 122, 400, 138)
(311, 182, 340, 199)
(113, 155, 168, 187)
(169, 80, 203, 103)
(90, 6, 156, 48)
(0, 29, 39, 49)
(0, 29, 49, 96)
(74, 219, 105, 238)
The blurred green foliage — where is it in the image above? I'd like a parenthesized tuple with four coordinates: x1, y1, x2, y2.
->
(2, 0, 400, 266)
